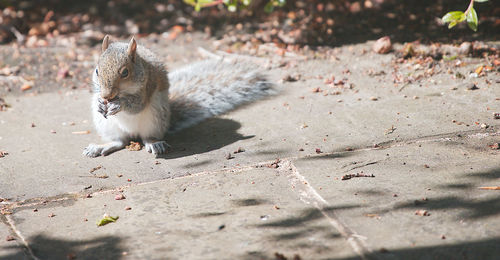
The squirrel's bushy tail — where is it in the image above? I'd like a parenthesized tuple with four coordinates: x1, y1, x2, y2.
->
(167, 59, 274, 132)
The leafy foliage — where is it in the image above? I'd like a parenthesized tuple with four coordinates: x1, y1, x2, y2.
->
(183, 0, 285, 12)
(442, 0, 487, 31)
(264, 0, 286, 13)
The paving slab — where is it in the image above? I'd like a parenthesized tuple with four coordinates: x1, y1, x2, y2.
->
(291, 133, 500, 259)
(1, 55, 498, 201)
(7, 167, 358, 260)
(0, 218, 29, 260)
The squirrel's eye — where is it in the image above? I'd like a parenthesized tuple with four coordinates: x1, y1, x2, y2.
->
(95, 68, 98, 76)
(120, 68, 129, 78)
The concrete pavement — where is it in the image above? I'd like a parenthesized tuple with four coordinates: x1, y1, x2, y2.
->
(1, 37, 499, 259)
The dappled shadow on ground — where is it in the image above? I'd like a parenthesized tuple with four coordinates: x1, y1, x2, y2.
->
(157, 118, 254, 160)
(258, 205, 359, 228)
(0, 234, 123, 260)
(386, 167, 500, 220)
(251, 205, 500, 260)
(394, 195, 500, 220)
(334, 237, 500, 260)
(253, 205, 359, 255)
(250, 206, 356, 260)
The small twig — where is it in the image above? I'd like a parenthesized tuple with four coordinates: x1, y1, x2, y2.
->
(341, 172, 375, 181)
(478, 186, 500, 190)
(385, 125, 396, 135)
(398, 83, 410, 92)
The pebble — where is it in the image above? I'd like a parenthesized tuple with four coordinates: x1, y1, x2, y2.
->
(373, 36, 392, 54)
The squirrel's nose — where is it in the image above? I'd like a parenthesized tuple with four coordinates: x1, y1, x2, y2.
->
(101, 90, 116, 102)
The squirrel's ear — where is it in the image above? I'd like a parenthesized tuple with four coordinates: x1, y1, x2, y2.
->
(127, 36, 137, 62)
(101, 35, 111, 53)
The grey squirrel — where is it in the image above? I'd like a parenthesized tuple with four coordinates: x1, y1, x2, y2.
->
(83, 35, 273, 157)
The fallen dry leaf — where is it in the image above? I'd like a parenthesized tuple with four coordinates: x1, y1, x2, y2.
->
(0, 98, 9, 111)
(89, 165, 102, 173)
(415, 209, 430, 216)
(475, 66, 483, 75)
(365, 213, 381, 219)
(56, 68, 70, 80)
(0, 151, 8, 158)
(115, 194, 126, 200)
(489, 143, 500, 150)
(234, 147, 245, 154)
(21, 84, 32, 91)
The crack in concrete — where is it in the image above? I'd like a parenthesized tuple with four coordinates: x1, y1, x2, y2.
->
(374, 128, 499, 148)
(279, 159, 373, 260)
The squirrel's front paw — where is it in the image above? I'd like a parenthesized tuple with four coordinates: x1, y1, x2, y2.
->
(145, 141, 170, 155)
(83, 143, 104, 157)
(83, 141, 126, 157)
(97, 97, 121, 118)
(106, 100, 121, 117)
(97, 98, 108, 118)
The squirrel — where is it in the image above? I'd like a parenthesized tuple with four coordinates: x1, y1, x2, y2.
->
(83, 35, 273, 157)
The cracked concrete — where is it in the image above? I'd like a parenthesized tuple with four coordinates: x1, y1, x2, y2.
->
(1, 34, 499, 259)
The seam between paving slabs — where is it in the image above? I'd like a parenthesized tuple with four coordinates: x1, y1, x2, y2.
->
(1, 214, 40, 260)
(4, 159, 283, 210)
(279, 159, 373, 260)
(4, 127, 497, 211)
(1, 128, 496, 260)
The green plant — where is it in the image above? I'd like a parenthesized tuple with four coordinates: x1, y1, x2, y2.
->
(263, 0, 286, 13)
(442, 0, 488, 31)
(183, 0, 285, 12)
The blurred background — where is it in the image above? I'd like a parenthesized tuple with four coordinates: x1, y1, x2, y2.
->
(0, 0, 498, 47)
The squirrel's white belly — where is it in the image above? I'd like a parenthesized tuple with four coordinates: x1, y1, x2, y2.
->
(113, 105, 160, 139)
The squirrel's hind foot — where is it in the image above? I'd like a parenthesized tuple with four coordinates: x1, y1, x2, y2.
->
(145, 141, 170, 155)
(83, 141, 126, 157)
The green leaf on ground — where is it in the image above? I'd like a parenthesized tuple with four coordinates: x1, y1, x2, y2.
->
(443, 55, 458, 61)
(97, 215, 119, 226)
